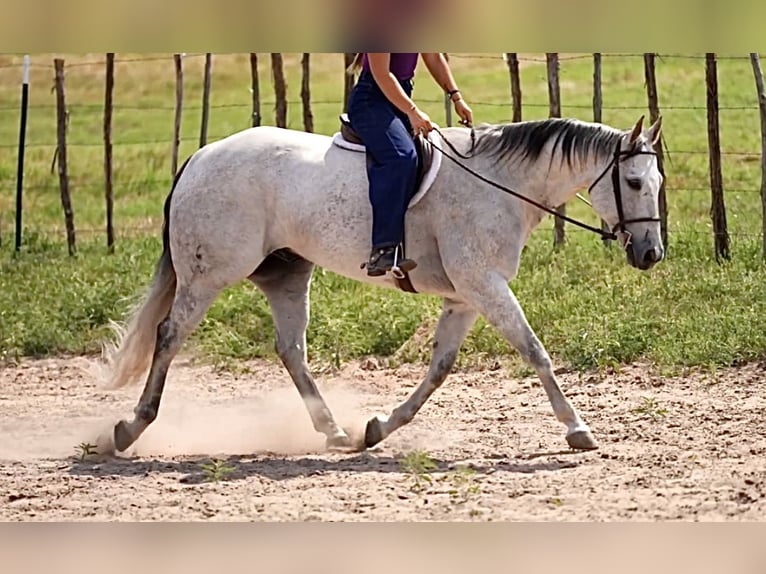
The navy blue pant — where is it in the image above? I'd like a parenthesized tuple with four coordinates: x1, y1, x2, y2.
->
(347, 70, 418, 250)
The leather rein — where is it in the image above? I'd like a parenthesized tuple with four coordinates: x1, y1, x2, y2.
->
(428, 125, 660, 242)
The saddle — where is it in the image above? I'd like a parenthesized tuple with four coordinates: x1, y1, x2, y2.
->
(339, 113, 434, 194)
(338, 113, 433, 294)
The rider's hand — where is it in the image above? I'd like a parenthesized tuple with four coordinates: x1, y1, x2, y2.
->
(407, 106, 435, 136)
(454, 98, 473, 127)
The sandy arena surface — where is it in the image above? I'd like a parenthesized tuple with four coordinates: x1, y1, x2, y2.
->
(1, 355, 765, 521)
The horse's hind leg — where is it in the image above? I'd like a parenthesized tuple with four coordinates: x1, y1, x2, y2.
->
(364, 298, 479, 448)
(112, 281, 220, 453)
(250, 252, 352, 449)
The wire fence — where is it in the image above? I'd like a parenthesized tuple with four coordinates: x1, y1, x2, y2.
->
(0, 52, 764, 260)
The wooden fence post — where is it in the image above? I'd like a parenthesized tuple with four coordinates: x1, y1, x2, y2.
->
(443, 53, 452, 127)
(505, 53, 522, 123)
(171, 53, 183, 178)
(592, 53, 602, 124)
(547, 53, 566, 248)
(250, 53, 261, 127)
(199, 53, 212, 147)
(592, 53, 612, 246)
(643, 52, 668, 250)
(104, 53, 115, 253)
(750, 53, 766, 260)
(271, 53, 287, 128)
(301, 53, 314, 132)
(705, 53, 730, 262)
(54, 58, 76, 256)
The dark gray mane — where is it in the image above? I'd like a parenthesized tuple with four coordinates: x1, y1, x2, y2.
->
(472, 118, 624, 167)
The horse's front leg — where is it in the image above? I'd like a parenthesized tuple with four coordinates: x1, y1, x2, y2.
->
(462, 271, 597, 450)
(364, 298, 478, 448)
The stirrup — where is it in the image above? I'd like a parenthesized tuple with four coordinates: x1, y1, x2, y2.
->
(360, 245, 417, 277)
(391, 245, 417, 278)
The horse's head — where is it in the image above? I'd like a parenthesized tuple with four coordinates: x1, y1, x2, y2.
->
(590, 115, 665, 271)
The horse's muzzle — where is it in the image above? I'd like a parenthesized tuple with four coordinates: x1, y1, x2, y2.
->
(626, 241, 664, 270)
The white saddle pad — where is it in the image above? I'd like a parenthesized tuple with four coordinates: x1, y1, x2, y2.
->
(331, 128, 444, 208)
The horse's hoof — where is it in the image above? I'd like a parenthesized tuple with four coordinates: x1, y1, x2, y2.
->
(113, 420, 134, 453)
(364, 417, 386, 449)
(566, 429, 599, 451)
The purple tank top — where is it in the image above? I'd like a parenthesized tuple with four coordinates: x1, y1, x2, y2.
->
(361, 53, 419, 80)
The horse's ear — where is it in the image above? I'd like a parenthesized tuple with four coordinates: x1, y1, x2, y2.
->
(628, 115, 645, 144)
(646, 115, 663, 146)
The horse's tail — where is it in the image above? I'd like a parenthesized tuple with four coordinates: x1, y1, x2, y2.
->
(97, 156, 192, 389)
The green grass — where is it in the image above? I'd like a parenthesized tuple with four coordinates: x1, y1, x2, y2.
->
(1, 53, 766, 374)
(199, 458, 237, 483)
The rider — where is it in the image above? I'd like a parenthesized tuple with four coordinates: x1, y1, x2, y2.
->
(346, 53, 474, 277)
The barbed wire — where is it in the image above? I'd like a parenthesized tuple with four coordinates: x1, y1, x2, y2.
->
(0, 53, 210, 70)
(0, 99, 758, 154)
(456, 53, 760, 61)
(0, 52, 761, 73)
(0, 100, 761, 113)
(0, 137, 757, 157)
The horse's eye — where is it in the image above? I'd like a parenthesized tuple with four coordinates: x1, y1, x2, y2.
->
(626, 177, 642, 191)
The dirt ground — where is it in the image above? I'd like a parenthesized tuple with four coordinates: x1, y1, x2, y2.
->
(1, 354, 765, 521)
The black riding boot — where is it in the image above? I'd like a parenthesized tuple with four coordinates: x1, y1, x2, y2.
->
(366, 245, 417, 277)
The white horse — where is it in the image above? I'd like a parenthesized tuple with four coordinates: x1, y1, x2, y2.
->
(98, 114, 664, 455)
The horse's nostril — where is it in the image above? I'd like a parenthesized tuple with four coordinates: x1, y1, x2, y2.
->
(643, 247, 659, 265)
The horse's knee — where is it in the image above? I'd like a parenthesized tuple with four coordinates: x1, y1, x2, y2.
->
(275, 337, 302, 363)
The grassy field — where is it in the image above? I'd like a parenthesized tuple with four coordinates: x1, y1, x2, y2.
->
(1, 52, 766, 375)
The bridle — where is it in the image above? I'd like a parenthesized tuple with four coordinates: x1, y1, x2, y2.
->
(586, 140, 661, 236)
(428, 125, 660, 243)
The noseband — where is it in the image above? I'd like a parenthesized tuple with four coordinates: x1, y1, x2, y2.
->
(430, 127, 660, 242)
